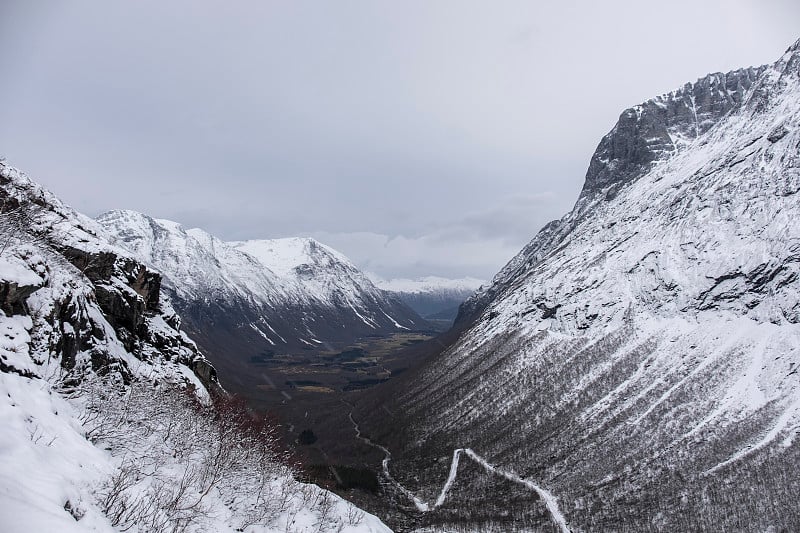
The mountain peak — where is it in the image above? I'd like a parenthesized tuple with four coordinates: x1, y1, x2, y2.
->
(99, 215, 423, 380)
(232, 237, 353, 277)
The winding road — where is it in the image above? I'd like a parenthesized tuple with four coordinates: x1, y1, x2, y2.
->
(347, 412, 571, 532)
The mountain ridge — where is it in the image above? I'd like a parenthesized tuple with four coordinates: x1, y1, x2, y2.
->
(355, 37, 800, 532)
(456, 62, 769, 329)
(97, 209, 426, 396)
(0, 160, 392, 532)
(370, 275, 484, 326)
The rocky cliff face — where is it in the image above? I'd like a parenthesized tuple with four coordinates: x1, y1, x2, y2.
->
(456, 65, 767, 329)
(583, 66, 765, 197)
(0, 161, 217, 391)
(359, 39, 800, 532)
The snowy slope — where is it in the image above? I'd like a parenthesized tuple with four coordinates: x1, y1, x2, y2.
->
(234, 237, 358, 277)
(0, 161, 391, 533)
(96, 210, 296, 305)
(231, 237, 407, 320)
(358, 39, 800, 532)
(0, 373, 392, 533)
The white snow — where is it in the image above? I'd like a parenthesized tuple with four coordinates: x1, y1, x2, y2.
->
(250, 323, 276, 345)
(0, 255, 46, 288)
(233, 238, 354, 278)
(380, 310, 409, 330)
(0, 371, 393, 533)
(0, 372, 114, 533)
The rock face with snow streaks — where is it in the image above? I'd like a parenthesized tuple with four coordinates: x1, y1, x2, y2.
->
(583, 66, 765, 196)
(456, 65, 768, 329)
(358, 38, 800, 532)
(0, 161, 216, 390)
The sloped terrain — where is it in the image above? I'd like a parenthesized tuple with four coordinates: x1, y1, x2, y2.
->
(355, 39, 800, 532)
(0, 161, 391, 532)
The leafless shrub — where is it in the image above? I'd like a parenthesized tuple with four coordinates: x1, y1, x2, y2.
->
(71, 377, 346, 532)
(0, 196, 53, 257)
(346, 501, 365, 527)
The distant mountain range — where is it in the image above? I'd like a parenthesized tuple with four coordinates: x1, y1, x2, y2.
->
(369, 275, 484, 326)
(97, 210, 426, 394)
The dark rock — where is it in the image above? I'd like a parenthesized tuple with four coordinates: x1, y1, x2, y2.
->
(538, 302, 560, 319)
(768, 124, 790, 143)
(60, 246, 116, 281)
(63, 500, 85, 521)
(1, 159, 219, 392)
(582, 67, 766, 198)
(191, 357, 218, 390)
(0, 278, 43, 315)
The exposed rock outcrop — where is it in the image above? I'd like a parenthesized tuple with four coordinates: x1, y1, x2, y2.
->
(0, 161, 219, 393)
(456, 66, 767, 330)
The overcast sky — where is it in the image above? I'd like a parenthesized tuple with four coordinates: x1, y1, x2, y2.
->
(1, 2, 798, 280)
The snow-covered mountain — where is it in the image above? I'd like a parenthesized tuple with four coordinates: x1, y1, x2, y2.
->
(369, 275, 484, 324)
(355, 39, 800, 531)
(0, 160, 391, 532)
(96, 210, 424, 393)
(231, 237, 408, 321)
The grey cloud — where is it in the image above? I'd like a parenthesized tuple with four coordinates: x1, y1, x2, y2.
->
(307, 192, 561, 278)
(312, 230, 520, 280)
(1, 1, 798, 279)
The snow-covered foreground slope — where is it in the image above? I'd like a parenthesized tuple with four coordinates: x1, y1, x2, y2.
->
(97, 210, 423, 394)
(0, 370, 390, 533)
(357, 39, 800, 532)
(0, 162, 391, 532)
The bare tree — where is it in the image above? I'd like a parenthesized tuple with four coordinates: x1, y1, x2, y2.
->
(71, 377, 346, 533)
